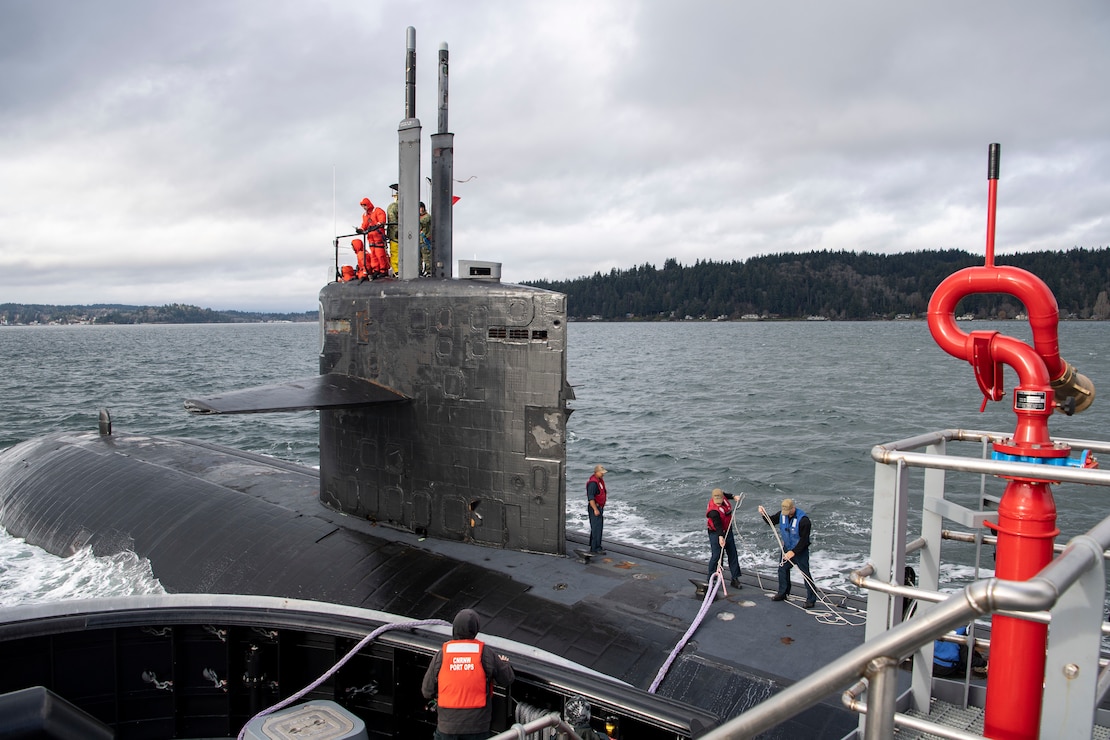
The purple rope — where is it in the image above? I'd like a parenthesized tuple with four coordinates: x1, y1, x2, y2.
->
(238, 618, 452, 739)
(648, 571, 724, 693)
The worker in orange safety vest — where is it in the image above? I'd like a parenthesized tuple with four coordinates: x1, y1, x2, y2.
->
(422, 608, 514, 739)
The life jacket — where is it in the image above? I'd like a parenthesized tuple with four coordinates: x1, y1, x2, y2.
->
(779, 507, 807, 551)
(437, 639, 489, 709)
(587, 474, 607, 509)
(706, 497, 732, 533)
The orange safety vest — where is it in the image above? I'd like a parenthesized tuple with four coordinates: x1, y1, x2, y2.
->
(437, 639, 489, 709)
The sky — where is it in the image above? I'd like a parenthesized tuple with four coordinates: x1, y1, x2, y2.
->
(2, 1, 1108, 312)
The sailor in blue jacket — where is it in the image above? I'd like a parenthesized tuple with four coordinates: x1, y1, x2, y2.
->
(759, 499, 818, 609)
(933, 626, 988, 677)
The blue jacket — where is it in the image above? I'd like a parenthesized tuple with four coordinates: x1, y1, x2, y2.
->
(933, 626, 967, 668)
(779, 507, 809, 552)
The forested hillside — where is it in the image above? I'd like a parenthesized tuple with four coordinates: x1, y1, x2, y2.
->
(0, 302, 317, 325)
(7, 248, 1109, 324)
(525, 248, 1110, 320)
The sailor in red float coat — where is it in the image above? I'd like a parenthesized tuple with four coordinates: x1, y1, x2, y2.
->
(706, 494, 733, 533)
(586, 464, 608, 554)
(422, 608, 514, 738)
(706, 488, 742, 587)
(350, 238, 368, 280)
(357, 197, 389, 276)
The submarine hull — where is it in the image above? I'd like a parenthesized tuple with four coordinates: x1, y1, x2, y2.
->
(0, 430, 864, 736)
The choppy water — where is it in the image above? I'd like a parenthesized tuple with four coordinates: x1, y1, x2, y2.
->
(2, 319, 1109, 606)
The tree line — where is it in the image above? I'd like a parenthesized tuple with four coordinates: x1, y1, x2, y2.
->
(523, 248, 1110, 321)
(6, 248, 1109, 325)
(0, 302, 317, 325)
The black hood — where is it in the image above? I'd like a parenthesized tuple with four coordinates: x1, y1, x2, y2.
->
(452, 608, 480, 639)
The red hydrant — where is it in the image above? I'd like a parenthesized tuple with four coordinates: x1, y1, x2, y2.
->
(926, 143, 1095, 739)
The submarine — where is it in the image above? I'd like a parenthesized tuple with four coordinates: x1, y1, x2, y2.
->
(9, 27, 1109, 740)
(0, 27, 871, 738)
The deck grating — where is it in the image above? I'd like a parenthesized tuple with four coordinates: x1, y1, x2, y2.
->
(894, 699, 1110, 739)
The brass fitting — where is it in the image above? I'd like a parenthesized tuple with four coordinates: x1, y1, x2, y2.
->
(1051, 362, 1096, 415)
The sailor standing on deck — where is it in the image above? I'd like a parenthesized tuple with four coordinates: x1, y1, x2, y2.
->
(386, 183, 400, 276)
(706, 488, 742, 588)
(349, 238, 369, 280)
(759, 499, 817, 609)
(419, 201, 433, 276)
(422, 609, 514, 740)
(356, 197, 389, 278)
(586, 465, 608, 554)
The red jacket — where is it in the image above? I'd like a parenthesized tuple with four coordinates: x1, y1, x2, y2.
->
(359, 198, 386, 246)
(350, 239, 368, 278)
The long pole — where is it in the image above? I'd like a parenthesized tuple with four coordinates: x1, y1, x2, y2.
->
(985, 143, 999, 268)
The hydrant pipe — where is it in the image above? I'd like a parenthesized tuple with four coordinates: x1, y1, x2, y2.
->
(983, 479, 1058, 739)
(927, 265, 1064, 383)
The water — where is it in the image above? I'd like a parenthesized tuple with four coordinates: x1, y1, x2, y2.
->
(2, 319, 1109, 606)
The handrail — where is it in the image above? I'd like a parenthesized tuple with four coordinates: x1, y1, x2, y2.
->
(943, 529, 1110, 568)
(875, 428, 1110, 455)
(873, 446, 1110, 488)
(490, 713, 582, 740)
(699, 511, 1110, 739)
(842, 677, 986, 740)
(852, 568, 1056, 624)
(842, 680, 988, 740)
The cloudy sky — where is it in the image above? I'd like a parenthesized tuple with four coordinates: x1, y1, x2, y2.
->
(2, 2, 1108, 311)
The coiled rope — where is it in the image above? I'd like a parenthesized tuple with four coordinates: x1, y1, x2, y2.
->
(513, 700, 554, 739)
(236, 617, 452, 740)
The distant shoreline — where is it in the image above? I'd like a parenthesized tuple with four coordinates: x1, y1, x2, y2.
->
(0, 302, 318, 326)
(0, 320, 317, 327)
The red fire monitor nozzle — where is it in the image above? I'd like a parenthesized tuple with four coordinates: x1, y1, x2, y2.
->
(928, 144, 1095, 435)
(925, 143, 1097, 740)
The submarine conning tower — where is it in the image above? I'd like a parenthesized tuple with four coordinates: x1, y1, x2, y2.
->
(318, 274, 572, 554)
(182, 29, 575, 556)
(317, 28, 572, 554)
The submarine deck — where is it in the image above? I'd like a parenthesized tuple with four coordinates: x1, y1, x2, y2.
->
(0, 431, 868, 737)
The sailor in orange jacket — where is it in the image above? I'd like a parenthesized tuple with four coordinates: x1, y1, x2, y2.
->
(357, 197, 389, 277)
(349, 238, 369, 280)
(422, 608, 514, 738)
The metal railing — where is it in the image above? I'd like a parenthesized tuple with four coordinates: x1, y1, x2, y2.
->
(700, 428, 1110, 739)
(490, 713, 582, 740)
